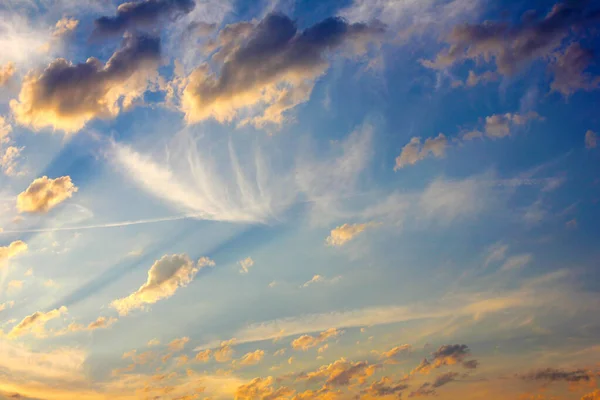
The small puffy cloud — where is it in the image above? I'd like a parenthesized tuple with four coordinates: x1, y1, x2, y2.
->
(235, 376, 293, 400)
(238, 257, 254, 274)
(0, 240, 28, 267)
(237, 349, 265, 366)
(53, 17, 79, 37)
(0, 116, 12, 143)
(291, 328, 343, 351)
(16, 176, 78, 213)
(180, 13, 384, 127)
(168, 337, 190, 352)
(60, 316, 118, 334)
(0, 62, 16, 86)
(325, 222, 373, 246)
(484, 112, 542, 138)
(380, 344, 412, 361)
(0, 301, 15, 311)
(1, 145, 24, 176)
(93, 0, 195, 37)
(111, 254, 214, 315)
(500, 254, 532, 272)
(195, 348, 212, 362)
(362, 376, 408, 398)
(550, 43, 600, 96)
(302, 358, 380, 387)
(7, 306, 67, 338)
(585, 130, 598, 149)
(147, 338, 160, 346)
(394, 134, 447, 170)
(214, 339, 236, 362)
(10, 34, 161, 133)
(519, 368, 592, 383)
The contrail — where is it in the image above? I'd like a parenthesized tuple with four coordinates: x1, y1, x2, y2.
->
(0, 214, 202, 234)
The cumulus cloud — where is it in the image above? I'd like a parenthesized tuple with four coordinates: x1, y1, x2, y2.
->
(179, 12, 384, 127)
(16, 176, 78, 213)
(0, 116, 12, 143)
(423, 2, 600, 94)
(380, 344, 412, 362)
(238, 257, 254, 274)
(10, 34, 161, 133)
(237, 349, 265, 366)
(0, 62, 16, 86)
(550, 43, 600, 96)
(0, 240, 28, 267)
(52, 17, 79, 37)
(301, 358, 380, 387)
(325, 222, 373, 246)
(362, 376, 408, 398)
(484, 111, 542, 138)
(1, 145, 24, 176)
(94, 0, 195, 37)
(195, 348, 212, 362)
(394, 134, 448, 170)
(59, 316, 118, 334)
(585, 130, 598, 149)
(7, 306, 68, 338)
(168, 336, 190, 352)
(214, 338, 236, 362)
(413, 344, 476, 374)
(235, 376, 293, 400)
(291, 328, 343, 351)
(111, 254, 214, 315)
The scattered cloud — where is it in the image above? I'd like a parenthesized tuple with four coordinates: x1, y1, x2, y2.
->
(484, 112, 543, 139)
(110, 254, 214, 315)
(301, 357, 380, 387)
(394, 134, 448, 170)
(237, 349, 265, 366)
(7, 306, 68, 338)
(93, 0, 195, 37)
(179, 13, 384, 127)
(17, 176, 78, 213)
(0, 240, 28, 267)
(326, 222, 373, 246)
(10, 34, 162, 133)
(519, 368, 592, 383)
(238, 257, 254, 274)
(550, 43, 600, 96)
(413, 344, 476, 374)
(52, 17, 79, 37)
(291, 328, 343, 351)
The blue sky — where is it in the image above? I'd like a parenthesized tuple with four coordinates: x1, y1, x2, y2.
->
(0, 0, 599, 399)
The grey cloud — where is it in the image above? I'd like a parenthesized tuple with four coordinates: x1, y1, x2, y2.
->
(94, 0, 195, 37)
(431, 371, 460, 388)
(520, 368, 592, 383)
(550, 43, 600, 96)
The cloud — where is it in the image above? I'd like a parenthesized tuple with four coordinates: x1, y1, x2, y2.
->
(550, 43, 600, 96)
(238, 257, 254, 274)
(301, 274, 341, 288)
(585, 130, 598, 149)
(7, 306, 68, 338)
(93, 0, 195, 37)
(59, 316, 118, 335)
(423, 2, 600, 76)
(195, 348, 212, 362)
(214, 339, 236, 362)
(110, 254, 214, 315)
(380, 344, 412, 361)
(362, 376, 408, 398)
(582, 390, 600, 400)
(325, 222, 373, 246)
(52, 17, 79, 37)
(500, 254, 532, 272)
(291, 328, 343, 351)
(0, 116, 12, 143)
(301, 358, 380, 387)
(10, 34, 161, 133)
(484, 112, 542, 139)
(418, 177, 487, 223)
(413, 344, 475, 374)
(168, 336, 190, 352)
(1, 145, 24, 176)
(394, 134, 448, 170)
(0, 62, 16, 86)
(519, 368, 592, 383)
(0, 240, 28, 267)
(235, 376, 293, 400)
(431, 371, 460, 388)
(237, 349, 265, 366)
(16, 176, 78, 213)
(179, 12, 384, 127)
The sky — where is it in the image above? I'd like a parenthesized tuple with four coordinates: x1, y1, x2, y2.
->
(0, 0, 599, 399)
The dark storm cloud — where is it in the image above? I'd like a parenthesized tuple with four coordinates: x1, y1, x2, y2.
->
(94, 0, 195, 37)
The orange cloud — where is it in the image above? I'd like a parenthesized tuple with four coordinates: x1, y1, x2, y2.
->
(16, 176, 77, 213)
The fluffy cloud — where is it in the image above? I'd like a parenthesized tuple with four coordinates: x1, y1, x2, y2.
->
(168, 336, 190, 352)
(94, 0, 195, 37)
(10, 34, 161, 133)
(550, 43, 600, 96)
(326, 223, 372, 246)
(413, 344, 476, 374)
(1, 145, 23, 176)
(484, 112, 542, 138)
(585, 130, 598, 149)
(214, 338, 236, 363)
(238, 257, 254, 274)
(362, 376, 408, 398)
(235, 376, 293, 400)
(111, 254, 214, 315)
(380, 344, 412, 361)
(0, 62, 16, 86)
(0, 116, 11, 143)
(423, 2, 600, 94)
(291, 328, 343, 351)
(394, 134, 448, 170)
(301, 358, 380, 387)
(0, 240, 28, 267)
(179, 13, 384, 127)
(237, 349, 265, 366)
(195, 348, 212, 362)
(53, 17, 79, 37)
(59, 316, 118, 334)
(16, 176, 78, 213)
(7, 306, 68, 338)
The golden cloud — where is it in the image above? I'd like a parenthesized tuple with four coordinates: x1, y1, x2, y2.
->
(237, 349, 265, 366)
(111, 254, 214, 315)
(291, 328, 343, 351)
(7, 306, 68, 338)
(0, 62, 16, 86)
(0, 240, 28, 267)
(325, 223, 372, 247)
(17, 176, 77, 213)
